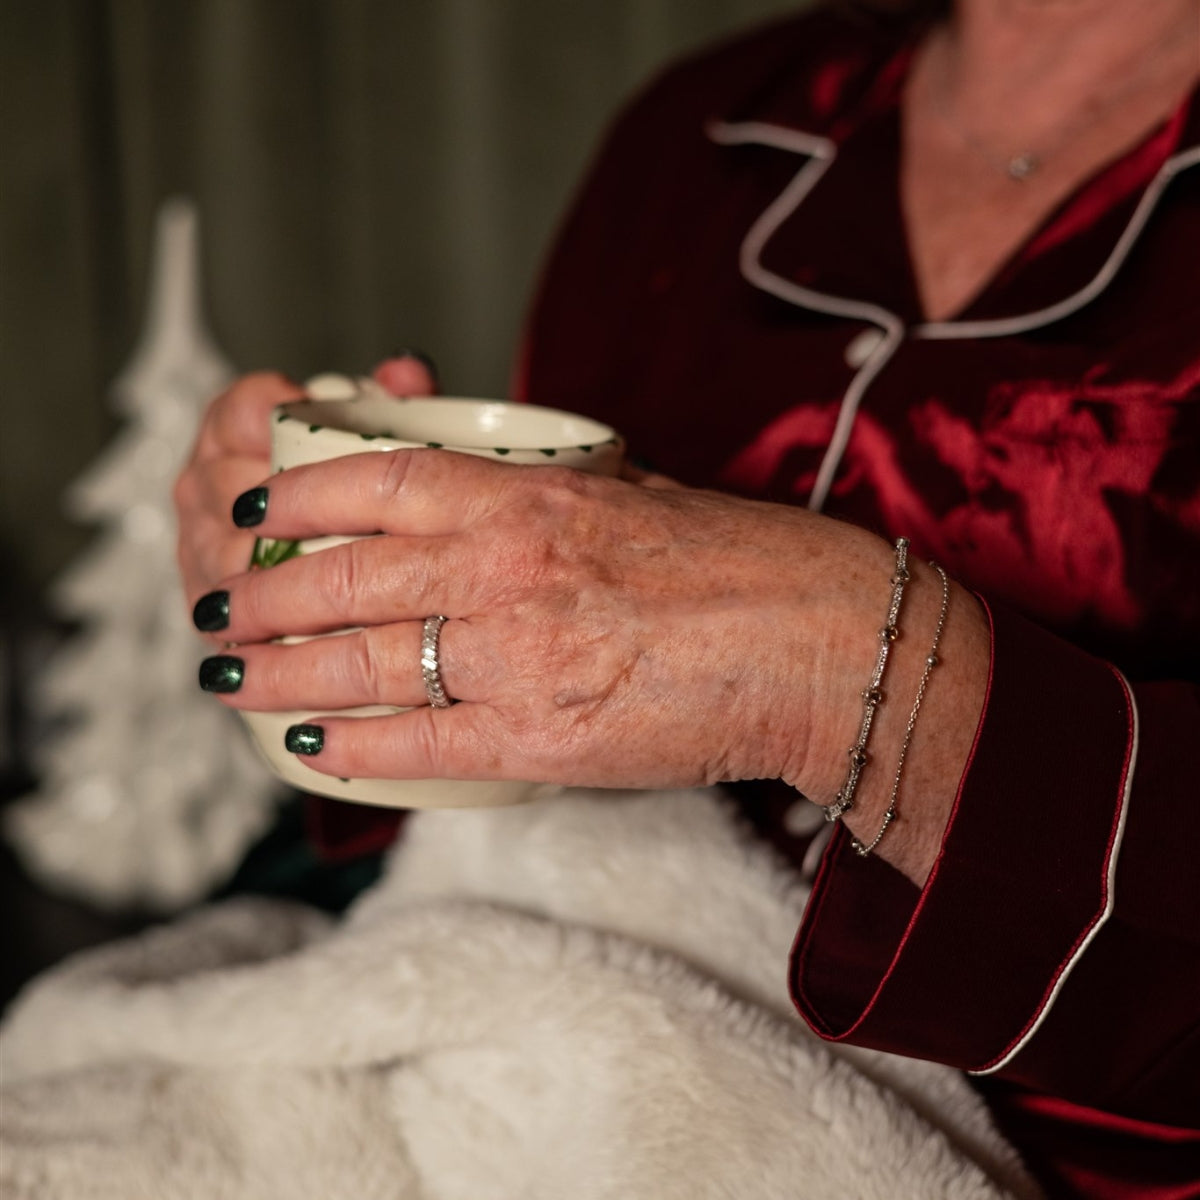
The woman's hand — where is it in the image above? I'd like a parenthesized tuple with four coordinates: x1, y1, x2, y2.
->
(173, 358, 437, 633)
(174, 371, 302, 615)
(193, 445, 990, 883)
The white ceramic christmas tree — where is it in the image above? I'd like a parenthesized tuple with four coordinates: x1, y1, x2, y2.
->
(4, 198, 282, 910)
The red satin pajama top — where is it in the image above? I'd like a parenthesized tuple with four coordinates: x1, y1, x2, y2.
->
(511, 9, 1200, 1197)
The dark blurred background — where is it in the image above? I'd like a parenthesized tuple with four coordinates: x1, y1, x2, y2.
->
(2, 0, 807, 595)
(0, 0, 802, 1002)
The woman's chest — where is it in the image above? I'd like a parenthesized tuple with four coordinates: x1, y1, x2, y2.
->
(543, 241, 1200, 672)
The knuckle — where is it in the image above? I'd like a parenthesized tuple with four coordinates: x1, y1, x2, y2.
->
(246, 645, 281, 698)
(378, 449, 416, 502)
(499, 467, 590, 551)
(410, 707, 448, 776)
(534, 464, 591, 505)
(236, 573, 272, 634)
(504, 470, 608, 592)
(353, 626, 394, 701)
(323, 539, 369, 617)
(534, 469, 598, 538)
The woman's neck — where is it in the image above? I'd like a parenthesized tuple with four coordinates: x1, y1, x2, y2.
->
(941, 0, 1200, 148)
(899, 0, 1198, 320)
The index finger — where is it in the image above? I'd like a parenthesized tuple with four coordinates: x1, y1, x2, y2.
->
(196, 371, 305, 461)
(238, 448, 531, 542)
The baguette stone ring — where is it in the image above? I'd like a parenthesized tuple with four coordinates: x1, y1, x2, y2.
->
(421, 615, 455, 708)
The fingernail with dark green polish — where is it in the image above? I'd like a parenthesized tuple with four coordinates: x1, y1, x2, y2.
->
(232, 486, 269, 528)
(193, 590, 230, 632)
(285, 724, 324, 755)
(198, 655, 244, 693)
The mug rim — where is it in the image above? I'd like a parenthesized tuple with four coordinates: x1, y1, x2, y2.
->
(273, 395, 623, 457)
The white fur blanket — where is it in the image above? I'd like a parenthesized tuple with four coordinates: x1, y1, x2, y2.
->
(0, 788, 1041, 1199)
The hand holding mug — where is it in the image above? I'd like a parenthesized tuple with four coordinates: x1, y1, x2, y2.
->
(199, 371, 625, 808)
(187, 366, 988, 887)
(175, 356, 437, 612)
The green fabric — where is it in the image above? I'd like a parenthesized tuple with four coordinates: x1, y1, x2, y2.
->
(213, 797, 385, 915)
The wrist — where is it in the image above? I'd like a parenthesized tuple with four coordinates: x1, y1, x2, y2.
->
(851, 570, 987, 885)
(786, 537, 990, 887)
(777, 526, 901, 802)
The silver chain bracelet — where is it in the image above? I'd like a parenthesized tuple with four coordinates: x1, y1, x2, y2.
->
(851, 560, 951, 857)
(824, 537, 912, 824)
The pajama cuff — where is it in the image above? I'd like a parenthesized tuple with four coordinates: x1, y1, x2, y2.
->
(789, 597, 1135, 1072)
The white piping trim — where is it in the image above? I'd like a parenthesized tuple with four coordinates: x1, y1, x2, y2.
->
(806, 325, 904, 512)
(971, 670, 1140, 1075)
(915, 146, 1200, 341)
(708, 120, 905, 512)
(706, 120, 1199, 506)
(707, 119, 835, 160)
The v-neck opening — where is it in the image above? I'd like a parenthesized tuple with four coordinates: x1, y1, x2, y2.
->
(895, 72, 1199, 326)
(746, 32, 1198, 329)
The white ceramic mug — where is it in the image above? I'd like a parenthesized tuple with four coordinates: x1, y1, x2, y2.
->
(238, 373, 624, 809)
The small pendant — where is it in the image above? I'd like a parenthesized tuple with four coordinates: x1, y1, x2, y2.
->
(1007, 152, 1040, 181)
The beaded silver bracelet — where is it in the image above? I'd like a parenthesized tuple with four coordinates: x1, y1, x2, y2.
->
(851, 560, 950, 857)
(824, 537, 912, 824)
